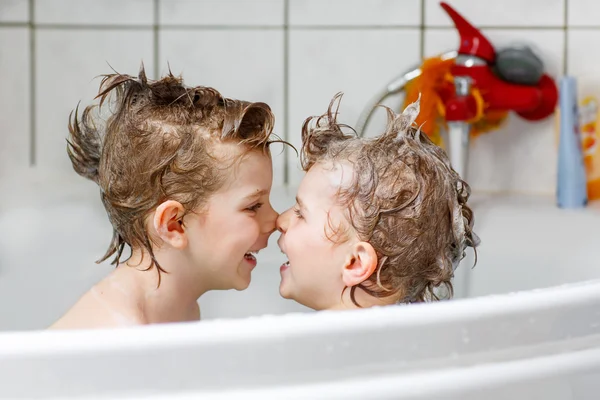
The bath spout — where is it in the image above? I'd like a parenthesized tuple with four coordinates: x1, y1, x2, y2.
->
(446, 76, 473, 180)
(447, 121, 471, 180)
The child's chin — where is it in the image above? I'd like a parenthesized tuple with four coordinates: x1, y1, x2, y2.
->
(234, 282, 250, 291)
(278, 281, 293, 299)
(232, 275, 251, 291)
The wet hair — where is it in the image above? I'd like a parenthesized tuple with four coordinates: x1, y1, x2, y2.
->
(67, 64, 277, 285)
(301, 93, 480, 305)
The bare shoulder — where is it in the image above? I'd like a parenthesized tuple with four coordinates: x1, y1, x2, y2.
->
(49, 280, 144, 330)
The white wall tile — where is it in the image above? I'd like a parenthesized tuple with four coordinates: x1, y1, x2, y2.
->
(0, 28, 29, 178)
(467, 115, 559, 195)
(0, 0, 28, 22)
(0, 193, 113, 330)
(160, 30, 286, 186)
(425, 0, 564, 27)
(568, 0, 600, 27)
(36, 29, 154, 180)
(288, 29, 420, 185)
(159, 0, 284, 26)
(425, 29, 564, 194)
(35, 0, 153, 25)
(289, 0, 421, 26)
(568, 30, 600, 98)
(467, 195, 600, 297)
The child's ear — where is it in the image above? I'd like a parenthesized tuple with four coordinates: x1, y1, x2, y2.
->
(342, 242, 378, 287)
(153, 200, 187, 249)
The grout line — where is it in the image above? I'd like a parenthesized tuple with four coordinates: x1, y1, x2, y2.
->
(563, 0, 568, 75)
(34, 23, 154, 30)
(419, 0, 425, 60)
(289, 25, 420, 30)
(0, 21, 28, 27)
(0, 23, 416, 30)
(159, 24, 283, 30)
(1, 22, 590, 31)
(283, 0, 289, 186)
(26, 24, 283, 30)
(566, 25, 600, 29)
(153, 0, 159, 79)
(28, 0, 35, 166)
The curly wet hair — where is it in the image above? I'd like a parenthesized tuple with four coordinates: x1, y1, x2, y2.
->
(67, 64, 277, 285)
(301, 93, 480, 304)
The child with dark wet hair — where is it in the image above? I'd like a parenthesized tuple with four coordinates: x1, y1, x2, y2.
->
(52, 65, 281, 329)
(276, 94, 479, 310)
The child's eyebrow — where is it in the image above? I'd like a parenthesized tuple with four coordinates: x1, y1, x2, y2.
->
(296, 196, 308, 211)
(243, 189, 268, 201)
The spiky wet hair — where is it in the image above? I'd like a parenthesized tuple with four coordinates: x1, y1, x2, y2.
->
(67, 64, 276, 284)
(301, 93, 479, 304)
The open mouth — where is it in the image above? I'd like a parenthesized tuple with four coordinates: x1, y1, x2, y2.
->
(280, 255, 290, 272)
(244, 251, 258, 263)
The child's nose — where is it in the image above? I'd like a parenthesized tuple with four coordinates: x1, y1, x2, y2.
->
(276, 209, 290, 233)
(262, 203, 278, 235)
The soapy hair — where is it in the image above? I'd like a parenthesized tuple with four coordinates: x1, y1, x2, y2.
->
(301, 93, 480, 304)
(67, 64, 276, 285)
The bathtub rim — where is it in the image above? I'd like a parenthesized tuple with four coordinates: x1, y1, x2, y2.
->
(1, 278, 600, 399)
(0, 277, 599, 352)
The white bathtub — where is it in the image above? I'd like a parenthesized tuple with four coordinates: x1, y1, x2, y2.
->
(1, 281, 600, 399)
(1, 173, 600, 399)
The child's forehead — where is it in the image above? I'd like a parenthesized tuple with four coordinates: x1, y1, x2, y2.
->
(300, 161, 353, 203)
(316, 160, 354, 184)
(219, 147, 273, 187)
(209, 140, 271, 163)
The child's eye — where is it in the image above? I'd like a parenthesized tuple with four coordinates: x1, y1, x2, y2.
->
(246, 203, 263, 212)
(293, 207, 303, 219)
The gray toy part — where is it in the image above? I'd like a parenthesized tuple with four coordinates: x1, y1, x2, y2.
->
(494, 46, 545, 86)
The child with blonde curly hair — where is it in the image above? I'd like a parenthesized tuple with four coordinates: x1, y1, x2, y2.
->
(277, 94, 479, 310)
(51, 65, 281, 329)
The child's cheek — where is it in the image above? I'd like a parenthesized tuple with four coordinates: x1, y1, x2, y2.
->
(253, 222, 262, 239)
(287, 227, 303, 254)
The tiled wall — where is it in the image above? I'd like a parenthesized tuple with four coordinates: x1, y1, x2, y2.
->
(0, 0, 598, 194)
